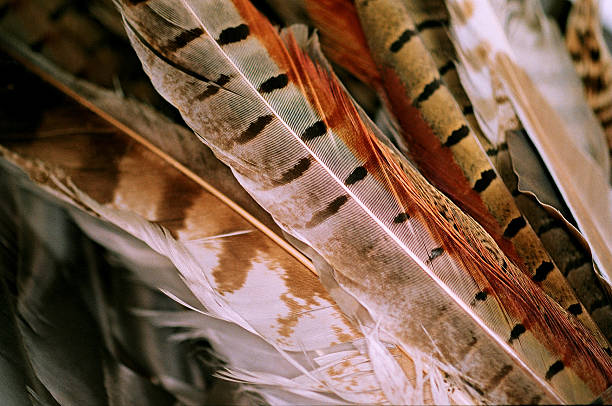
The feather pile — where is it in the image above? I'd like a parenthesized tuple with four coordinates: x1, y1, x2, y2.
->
(2, 0, 612, 404)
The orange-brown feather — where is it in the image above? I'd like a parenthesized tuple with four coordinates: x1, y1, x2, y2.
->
(380, 67, 524, 267)
(283, 27, 612, 392)
(303, 0, 382, 89)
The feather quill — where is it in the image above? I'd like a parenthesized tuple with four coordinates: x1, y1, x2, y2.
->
(117, 0, 612, 402)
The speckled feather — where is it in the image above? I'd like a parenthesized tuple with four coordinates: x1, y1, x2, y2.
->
(566, 0, 612, 167)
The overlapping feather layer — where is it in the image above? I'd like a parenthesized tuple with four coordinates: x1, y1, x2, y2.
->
(3, 0, 612, 404)
(117, 0, 612, 403)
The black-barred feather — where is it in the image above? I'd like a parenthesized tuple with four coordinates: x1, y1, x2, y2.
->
(116, 0, 612, 403)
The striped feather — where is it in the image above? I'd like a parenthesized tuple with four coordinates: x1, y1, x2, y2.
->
(398, 0, 490, 153)
(441, 0, 612, 345)
(117, 0, 612, 402)
(496, 129, 612, 342)
(260, 1, 605, 342)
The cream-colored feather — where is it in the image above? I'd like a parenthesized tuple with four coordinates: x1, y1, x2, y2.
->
(490, 0, 610, 175)
(447, 0, 612, 283)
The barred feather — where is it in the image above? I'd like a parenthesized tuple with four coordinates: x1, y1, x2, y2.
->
(116, 0, 612, 402)
(566, 0, 612, 167)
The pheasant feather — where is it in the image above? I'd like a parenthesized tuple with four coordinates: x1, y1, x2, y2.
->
(116, 0, 612, 403)
(293, 0, 609, 349)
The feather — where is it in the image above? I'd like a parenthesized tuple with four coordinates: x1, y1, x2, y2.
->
(489, 0, 610, 176)
(259, 1, 609, 347)
(566, 0, 612, 168)
(495, 128, 612, 343)
(0, 180, 109, 406)
(1, 162, 209, 406)
(446, 0, 612, 284)
(349, 0, 610, 349)
(0, 178, 242, 405)
(264, 0, 382, 95)
(398, 0, 490, 151)
(0, 257, 43, 406)
(442, 0, 612, 344)
(0, 62, 417, 403)
(0, 62, 247, 405)
(117, 0, 612, 402)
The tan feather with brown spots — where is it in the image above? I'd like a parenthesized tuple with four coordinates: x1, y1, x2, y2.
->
(0, 73, 399, 405)
(566, 0, 612, 168)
